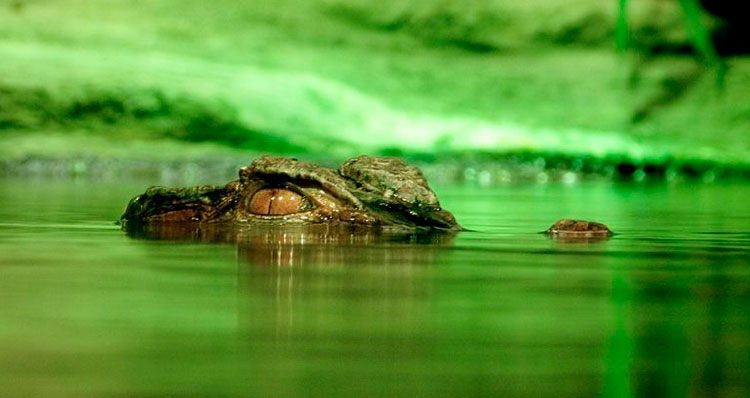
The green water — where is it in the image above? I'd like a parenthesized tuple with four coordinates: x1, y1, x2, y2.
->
(1, 178, 748, 397)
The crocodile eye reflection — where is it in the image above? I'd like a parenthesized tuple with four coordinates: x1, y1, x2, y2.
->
(248, 188, 312, 216)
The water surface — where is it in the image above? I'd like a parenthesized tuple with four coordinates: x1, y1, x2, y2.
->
(1, 178, 748, 397)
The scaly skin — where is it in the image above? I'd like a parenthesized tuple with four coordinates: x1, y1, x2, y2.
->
(544, 219, 613, 239)
(120, 156, 615, 237)
(120, 156, 462, 231)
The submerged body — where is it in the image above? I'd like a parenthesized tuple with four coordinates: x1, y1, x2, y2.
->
(544, 219, 613, 239)
(120, 156, 462, 231)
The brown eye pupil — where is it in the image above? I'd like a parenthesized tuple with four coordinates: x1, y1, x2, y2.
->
(248, 188, 307, 216)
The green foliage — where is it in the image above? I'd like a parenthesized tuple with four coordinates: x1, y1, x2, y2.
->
(615, 0, 629, 52)
(326, 0, 617, 51)
(678, 0, 726, 86)
(618, 0, 724, 71)
(0, 0, 747, 170)
(0, 85, 304, 152)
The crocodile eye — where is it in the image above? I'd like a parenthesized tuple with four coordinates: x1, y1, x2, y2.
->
(248, 188, 312, 216)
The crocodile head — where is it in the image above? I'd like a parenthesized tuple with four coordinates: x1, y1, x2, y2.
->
(119, 156, 462, 231)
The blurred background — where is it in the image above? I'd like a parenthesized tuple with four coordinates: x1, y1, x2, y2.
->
(0, 0, 748, 182)
(2, 3, 750, 397)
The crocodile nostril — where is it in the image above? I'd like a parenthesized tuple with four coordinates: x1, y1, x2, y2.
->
(248, 188, 308, 216)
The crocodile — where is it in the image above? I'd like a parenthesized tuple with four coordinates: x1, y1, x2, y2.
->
(119, 156, 462, 231)
(120, 156, 613, 238)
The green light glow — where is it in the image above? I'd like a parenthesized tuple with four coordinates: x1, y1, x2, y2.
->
(0, 0, 747, 176)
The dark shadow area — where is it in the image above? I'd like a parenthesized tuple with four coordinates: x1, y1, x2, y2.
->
(701, 0, 750, 55)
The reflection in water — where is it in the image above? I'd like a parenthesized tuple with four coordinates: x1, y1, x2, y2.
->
(120, 221, 750, 398)
(124, 223, 455, 267)
(547, 235, 613, 244)
(4, 179, 750, 397)
(604, 256, 750, 398)
(125, 223, 455, 345)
